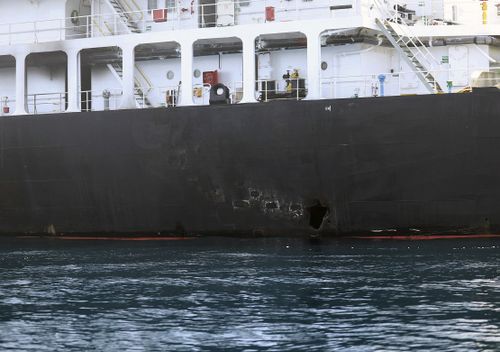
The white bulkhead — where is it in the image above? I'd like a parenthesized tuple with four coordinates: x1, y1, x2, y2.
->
(0, 0, 498, 115)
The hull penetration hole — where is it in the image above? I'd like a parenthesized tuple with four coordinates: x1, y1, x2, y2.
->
(307, 202, 329, 230)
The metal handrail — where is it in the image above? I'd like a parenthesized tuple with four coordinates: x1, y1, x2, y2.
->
(26, 92, 67, 114)
(255, 78, 307, 102)
(4, 67, 499, 115)
(372, 0, 440, 68)
(92, 18, 107, 36)
(319, 67, 497, 98)
(119, 0, 144, 21)
(81, 89, 122, 112)
(135, 65, 153, 91)
(0, 0, 361, 45)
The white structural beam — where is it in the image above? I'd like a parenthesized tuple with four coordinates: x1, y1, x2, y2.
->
(120, 44, 136, 109)
(240, 35, 257, 104)
(0, 18, 356, 115)
(304, 29, 322, 100)
(66, 48, 81, 112)
(14, 51, 28, 115)
(180, 39, 194, 106)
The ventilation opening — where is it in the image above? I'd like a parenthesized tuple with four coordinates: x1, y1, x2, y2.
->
(307, 202, 329, 230)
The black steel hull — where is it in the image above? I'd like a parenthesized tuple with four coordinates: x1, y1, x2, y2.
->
(1, 89, 500, 237)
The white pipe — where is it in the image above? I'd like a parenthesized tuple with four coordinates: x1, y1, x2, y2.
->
(338, 37, 384, 57)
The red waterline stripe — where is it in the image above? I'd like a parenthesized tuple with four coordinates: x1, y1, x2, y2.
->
(17, 236, 195, 241)
(347, 234, 500, 240)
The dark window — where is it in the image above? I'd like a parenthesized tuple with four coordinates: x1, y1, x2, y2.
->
(148, 0, 157, 11)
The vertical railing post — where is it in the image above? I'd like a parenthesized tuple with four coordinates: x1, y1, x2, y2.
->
(295, 78, 300, 100)
(86, 16, 90, 38)
(203, 3, 205, 28)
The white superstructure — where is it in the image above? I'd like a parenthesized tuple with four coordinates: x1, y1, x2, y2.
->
(0, 0, 499, 115)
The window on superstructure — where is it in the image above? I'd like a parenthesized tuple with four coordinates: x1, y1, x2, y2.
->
(238, 0, 250, 7)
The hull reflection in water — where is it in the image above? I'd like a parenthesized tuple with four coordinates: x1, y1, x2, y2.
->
(0, 237, 498, 351)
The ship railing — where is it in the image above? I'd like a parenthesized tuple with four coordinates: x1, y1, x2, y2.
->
(256, 78, 307, 102)
(0, 0, 494, 46)
(81, 89, 123, 112)
(197, 0, 358, 28)
(132, 85, 181, 108)
(369, 0, 499, 27)
(136, 84, 223, 108)
(0, 18, 70, 45)
(320, 67, 496, 99)
(188, 79, 305, 103)
(191, 82, 244, 105)
(0, 0, 360, 45)
(132, 81, 244, 107)
(191, 83, 212, 106)
(230, 81, 244, 104)
(0, 95, 15, 116)
(26, 92, 67, 115)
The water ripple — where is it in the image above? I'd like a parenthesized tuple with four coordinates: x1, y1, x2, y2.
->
(0, 237, 498, 351)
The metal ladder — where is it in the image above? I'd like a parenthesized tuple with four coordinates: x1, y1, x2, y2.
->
(108, 62, 153, 108)
(106, 0, 142, 33)
(373, 0, 443, 93)
(99, 2, 152, 108)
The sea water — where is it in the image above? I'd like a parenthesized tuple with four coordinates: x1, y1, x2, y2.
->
(0, 237, 498, 351)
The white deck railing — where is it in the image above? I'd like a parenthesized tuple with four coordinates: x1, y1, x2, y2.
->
(0, 0, 496, 46)
(81, 89, 123, 112)
(0, 0, 359, 46)
(1, 68, 498, 115)
(320, 68, 498, 99)
(26, 92, 67, 114)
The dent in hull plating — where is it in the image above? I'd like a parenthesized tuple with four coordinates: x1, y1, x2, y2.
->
(0, 89, 499, 237)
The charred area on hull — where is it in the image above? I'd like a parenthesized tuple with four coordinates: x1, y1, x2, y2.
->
(307, 201, 329, 230)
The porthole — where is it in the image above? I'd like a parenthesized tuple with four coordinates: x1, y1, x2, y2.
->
(166, 70, 174, 80)
(321, 61, 328, 71)
(193, 69, 201, 78)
